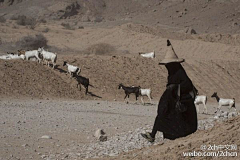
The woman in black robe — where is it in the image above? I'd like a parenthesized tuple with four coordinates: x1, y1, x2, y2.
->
(141, 40, 198, 142)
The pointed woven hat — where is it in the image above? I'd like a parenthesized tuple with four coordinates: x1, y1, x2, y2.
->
(159, 41, 184, 65)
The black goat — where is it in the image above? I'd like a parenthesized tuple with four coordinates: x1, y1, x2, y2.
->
(73, 73, 90, 95)
(118, 83, 140, 103)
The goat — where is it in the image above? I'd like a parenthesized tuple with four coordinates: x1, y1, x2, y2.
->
(139, 88, 152, 104)
(38, 47, 57, 69)
(194, 95, 208, 114)
(9, 54, 25, 60)
(17, 49, 26, 56)
(0, 55, 11, 60)
(118, 83, 140, 103)
(139, 51, 155, 58)
(63, 61, 81, 77)
(73, 73, 90, 95)
(211, 92, 236, 113)
(25, 50, 41, 62)
(0, 53, 25, 60)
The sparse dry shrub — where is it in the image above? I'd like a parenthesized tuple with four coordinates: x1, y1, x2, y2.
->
(92, 16, 103, 23)
(13, 25, 19, 29)
(60, 2, 80, 19)
(16, 34, 48, 50)
(10, 15, 18, 20)
(61, 22, 75, 30)
(85, 43, 115, 55)
(39, 18, 47, 24)
(78, 26, 84, 29)
(0, 16, 6, 23)
(16, 15, 37, 29)
(42, 28, 50, 33)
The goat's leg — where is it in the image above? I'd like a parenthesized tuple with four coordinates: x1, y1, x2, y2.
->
(231, 105, 237, 112)
(134, 94, 139, 104)
(140, 96, 144, 105)
(127, 94, 130, 104)
(196, 105, 199, 114)
(148, 94, 152, 104)
(79, 84, 82, 91)
(218, 105, 222, 113)
(215, 105, 221, 113)
(52, 62, 55, 69)
(37, 57, 41, 63)
(85, 85, 88, 95)
(203, 103, 208, 114)
(123, 94, 128, 103)
(229, 105, 232, 110)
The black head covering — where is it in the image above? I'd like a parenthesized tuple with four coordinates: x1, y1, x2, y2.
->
(165, 62, 183, 76)
(165, 62, 194, 95)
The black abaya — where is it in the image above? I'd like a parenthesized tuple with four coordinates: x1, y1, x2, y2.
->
(152, 63, 198, 140)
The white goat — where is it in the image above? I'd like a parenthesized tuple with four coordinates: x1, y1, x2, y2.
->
(25, 50, 41, 62)
(38, 47, 57, 69)
(139, 88, 152, 104)
(139, 51, 155, 58)
(9, 54, 25, 60)
(211, 92, 236, 113)
(194, 95, 208, 114)
(0, 53, 25, 60)
(63, 61, 81, 77)
(0, 54, 11, 60)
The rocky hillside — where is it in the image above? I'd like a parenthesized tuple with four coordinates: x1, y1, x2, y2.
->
(0, 0, 240, 34)
(107, 116, 240, 160)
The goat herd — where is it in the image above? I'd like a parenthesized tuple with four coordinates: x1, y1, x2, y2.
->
(0, 48, 90, 95)
(0, 48, 237, 114)
(194, 92, 236, 114)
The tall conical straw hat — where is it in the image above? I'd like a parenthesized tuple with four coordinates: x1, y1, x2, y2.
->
(159, 40, 184, 65)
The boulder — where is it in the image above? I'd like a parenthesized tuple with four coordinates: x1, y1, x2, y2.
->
(94, 129, 107, 142)
(184, 27, 197, 34)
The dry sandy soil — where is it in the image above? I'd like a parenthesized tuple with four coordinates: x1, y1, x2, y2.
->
(0, 99, 239, 160)
(0, 0, 240, 159)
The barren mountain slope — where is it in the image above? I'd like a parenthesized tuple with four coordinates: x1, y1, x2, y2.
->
(0, 0, 240, 34)
(0, 17, 240, 101)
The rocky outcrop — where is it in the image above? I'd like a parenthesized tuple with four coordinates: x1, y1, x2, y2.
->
(0, 0, 23, 6)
